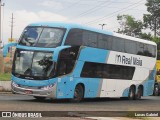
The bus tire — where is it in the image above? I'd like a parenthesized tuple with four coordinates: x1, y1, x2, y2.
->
(71, 84, 84, 102)
(128, 86, 136, 100)
(34, 96, 46, 101)
(136, 86, 143, 99)
(153, 85, 159, 96)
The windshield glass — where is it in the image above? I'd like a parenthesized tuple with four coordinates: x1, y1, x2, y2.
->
(19, 27, 66, 48)
(19, 27, 42, 46)
(12, 49, 54, 80)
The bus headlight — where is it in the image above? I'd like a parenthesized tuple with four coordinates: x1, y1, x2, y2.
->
(12, 81, 19, 87)
(40, 83, 55, 90)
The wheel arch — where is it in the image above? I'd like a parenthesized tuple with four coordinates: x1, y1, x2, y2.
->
(71, 82, 85, 102)
(75, 83, 85, 97)
(130, 84, 136, 91)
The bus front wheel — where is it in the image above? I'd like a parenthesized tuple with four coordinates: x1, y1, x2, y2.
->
(71, 84, 84, 102)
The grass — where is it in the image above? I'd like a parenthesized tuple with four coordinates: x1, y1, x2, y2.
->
(0, 73, 11, 81)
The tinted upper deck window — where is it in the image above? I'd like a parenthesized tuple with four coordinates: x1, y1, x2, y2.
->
(19, 27, 66, 48)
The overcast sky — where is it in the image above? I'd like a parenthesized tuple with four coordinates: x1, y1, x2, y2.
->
(1, 0, 148, 44)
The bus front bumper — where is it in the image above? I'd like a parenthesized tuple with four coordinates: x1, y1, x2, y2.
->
(11, 82, 57, 99)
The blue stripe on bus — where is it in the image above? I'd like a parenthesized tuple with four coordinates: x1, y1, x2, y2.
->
(56, 77, 101, 99)
(12, 46, 110, 98)
(122, 81, 155, 97)
(56, 47, 109, 98)
(143, 80, 155, 96)
(78, 47, 109, 63)
(16, 45, 71, 52)
(122, 69, 156, 97)
(12, 46, 109, 99)
(142, 67, 156, 96)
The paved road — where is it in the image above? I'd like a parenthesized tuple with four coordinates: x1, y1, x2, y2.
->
(0, 94, 160, 111)
(0, 94, 160, 120)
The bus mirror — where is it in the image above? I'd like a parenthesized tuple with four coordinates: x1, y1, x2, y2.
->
(3, 42, 18, 57)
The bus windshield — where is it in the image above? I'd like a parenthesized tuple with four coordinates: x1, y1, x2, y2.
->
(19, 27, 66, 48)
(12, 49, 55, 80)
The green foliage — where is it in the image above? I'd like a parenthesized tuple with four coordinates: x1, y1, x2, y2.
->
(0, 73, 11, 81)
(116, 0, 160, 39)
(117, 14, 143, 37)
(152, 37, 160, 50)
(143, 0, 160, 37)
(139, 33, 152, 40)
(152, 36, 160, 43)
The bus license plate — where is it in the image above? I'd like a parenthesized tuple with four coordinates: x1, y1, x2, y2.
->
(24, 90, 33, 94)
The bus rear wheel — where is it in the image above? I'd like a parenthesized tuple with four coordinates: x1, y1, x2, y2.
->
(128, 86, 136, 100)
(136, 86, 143, 99)
(71, 84, 84, 102)
(153, 85, 159, 96)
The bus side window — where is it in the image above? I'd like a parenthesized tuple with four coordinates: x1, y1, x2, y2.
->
(149, 45, 156, 57)
(98, 34, 107, 49)
(137, 42, 144, 55)
(112, 37, 124, 52)
(57, 47, 79, 77)
(82, 31, 98, 48)
(65, 29, 83, 46)
(125, 41, 137, 54)
(144, 44, 152, 57)
(58, 60, 67, 75)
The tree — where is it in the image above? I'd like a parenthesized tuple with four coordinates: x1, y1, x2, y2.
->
(143, 0, 160, 37)
(152, 37, 160, 50)
(139, 32, 152, 40)
(117, 14, 143, 38)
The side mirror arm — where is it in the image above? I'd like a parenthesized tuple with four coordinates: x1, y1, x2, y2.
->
(3, 42, 18, 57)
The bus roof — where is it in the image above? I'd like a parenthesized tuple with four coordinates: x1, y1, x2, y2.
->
(28, 22, 156, 46)
(113, 32, 156, 46)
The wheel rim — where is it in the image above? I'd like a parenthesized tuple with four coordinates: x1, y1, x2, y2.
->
(137, 89, 142, 99)
(154, 86, 159, 95)
(129, 88, 135, 99)
(74, 89, 79, 99)
(130, 91, 133, 98)
(73, 85, 83, 102)
(74, 88, 81, 100)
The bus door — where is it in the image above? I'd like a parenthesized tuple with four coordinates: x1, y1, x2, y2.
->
(56, 47, 78, 98)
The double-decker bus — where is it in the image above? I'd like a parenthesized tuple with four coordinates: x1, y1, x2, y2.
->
(3, 22, 157, 102)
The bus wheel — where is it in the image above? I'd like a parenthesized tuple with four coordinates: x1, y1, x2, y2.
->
(72, 84, 84, 102)
(128, 86, 135, 100)
(136, 86, 143, 99)
(34, 96, 46, 101)
(153, 85, 159, 96)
